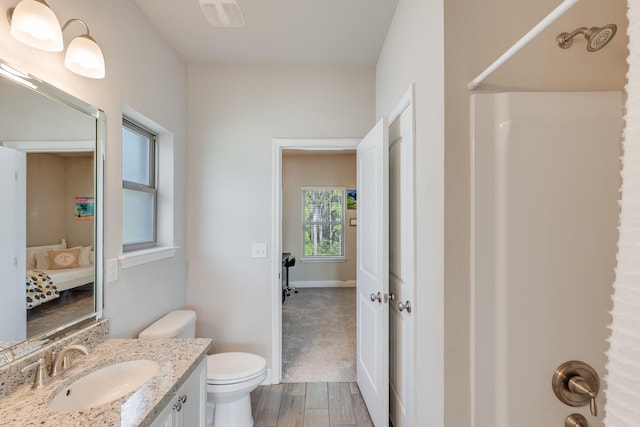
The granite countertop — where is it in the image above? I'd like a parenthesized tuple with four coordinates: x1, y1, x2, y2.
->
(0, 338, 213, 426)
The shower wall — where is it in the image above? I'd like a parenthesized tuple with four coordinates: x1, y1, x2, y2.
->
(471, 91, 622, 426)
(443, 2, 628, 424)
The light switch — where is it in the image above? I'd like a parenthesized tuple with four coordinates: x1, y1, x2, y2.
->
(252, 243, 268, 258)
(106, 258, 118, 283)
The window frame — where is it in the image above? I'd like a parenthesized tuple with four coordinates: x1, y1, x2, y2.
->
(122, 117, 158, 252)
(300, 186, 346, 261)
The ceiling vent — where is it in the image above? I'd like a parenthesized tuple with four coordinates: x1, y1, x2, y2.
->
(199, 0, 246, 28)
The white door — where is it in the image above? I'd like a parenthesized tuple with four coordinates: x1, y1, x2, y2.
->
(0, 146, 25, 342)
(356, 118, 389, 427)
(389, 92, 415, 427)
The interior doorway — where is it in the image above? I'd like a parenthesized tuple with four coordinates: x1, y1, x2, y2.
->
(271, 85, 415, 424)
(279, 149, 357, 382)
(271, 139, 359, 384)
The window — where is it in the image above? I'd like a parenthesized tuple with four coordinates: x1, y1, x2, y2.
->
(122, 118, 157, 251)
(302, 187, 345, 259)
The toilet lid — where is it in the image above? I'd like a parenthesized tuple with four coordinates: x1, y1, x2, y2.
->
(207, 352, 267, 384)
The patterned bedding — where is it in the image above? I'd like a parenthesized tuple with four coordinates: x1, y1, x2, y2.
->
(26, 270, 59, 309)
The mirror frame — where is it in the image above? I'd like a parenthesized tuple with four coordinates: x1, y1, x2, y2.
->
(0, 59, 104, 360)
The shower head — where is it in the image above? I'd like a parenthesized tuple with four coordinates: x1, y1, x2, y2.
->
(556, 24, 617, 52)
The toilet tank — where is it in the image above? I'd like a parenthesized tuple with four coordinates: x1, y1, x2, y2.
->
(138, 310, 197, 339)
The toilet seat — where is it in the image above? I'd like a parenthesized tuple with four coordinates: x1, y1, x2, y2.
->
(207, 352, 267, 385)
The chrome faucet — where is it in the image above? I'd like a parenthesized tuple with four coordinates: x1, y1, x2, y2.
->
(21, 357, 49, 389)
(20, 344, 90, 389)
(50, 344, 90, 377)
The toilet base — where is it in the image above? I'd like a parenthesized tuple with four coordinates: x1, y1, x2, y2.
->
(211, 394, 254, 427)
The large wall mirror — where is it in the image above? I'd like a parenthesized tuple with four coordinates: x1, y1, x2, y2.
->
(0, 60, 104, 365)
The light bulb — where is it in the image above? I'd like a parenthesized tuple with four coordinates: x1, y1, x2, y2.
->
(9, 0, 63, 52)
(64, 35, 105, 79)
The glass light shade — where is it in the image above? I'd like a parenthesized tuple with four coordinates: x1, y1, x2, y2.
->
(64, 35, 105, 79)
(9, 0, 63, 52)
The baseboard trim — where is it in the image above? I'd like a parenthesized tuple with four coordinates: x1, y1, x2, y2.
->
(289, 280, 356, 288)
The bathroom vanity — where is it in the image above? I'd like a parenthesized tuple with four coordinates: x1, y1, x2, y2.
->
(0, 336, 212, 426)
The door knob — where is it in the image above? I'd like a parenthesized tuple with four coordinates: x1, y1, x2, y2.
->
(398, 300, 412, 313)
(552, 361, 600, 417)
(370, 292, 395, 303)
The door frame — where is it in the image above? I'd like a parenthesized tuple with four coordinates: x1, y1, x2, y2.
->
(271, 138, 360, 383)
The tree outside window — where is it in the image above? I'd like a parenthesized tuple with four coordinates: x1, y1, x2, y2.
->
(302, 187, 345, 258)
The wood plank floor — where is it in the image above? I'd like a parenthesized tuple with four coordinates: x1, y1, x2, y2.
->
(251, 382, 373, 427)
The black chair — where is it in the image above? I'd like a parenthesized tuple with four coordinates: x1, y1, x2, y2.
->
(283, 256, 297, 298)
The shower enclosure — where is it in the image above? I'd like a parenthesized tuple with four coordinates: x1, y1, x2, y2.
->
(471, 91, 622, 426)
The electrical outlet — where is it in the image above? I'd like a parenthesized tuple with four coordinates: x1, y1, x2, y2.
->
(106, 258, 118, 283)
(252, 243, 268, 258)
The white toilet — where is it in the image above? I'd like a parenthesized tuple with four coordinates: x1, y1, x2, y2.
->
(138, 310, 267, 427)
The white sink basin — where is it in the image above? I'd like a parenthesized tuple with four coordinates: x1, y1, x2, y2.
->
(48, 359, 160, 411)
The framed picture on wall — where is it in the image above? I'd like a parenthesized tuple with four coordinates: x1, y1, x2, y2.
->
(347, 189, 357, 209)
(74, 197, 94, 220)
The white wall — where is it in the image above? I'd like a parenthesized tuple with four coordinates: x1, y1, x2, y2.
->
(443, 0, 628, 425)
(186, 65, 374, 360)
(0, 0, 189, 337)
(64, 156, 94, 248)
(26, 154, 93, 247)
(376, 0, 445, 425)
(282, 152, 357, 283)
(26, 154, 65, 247)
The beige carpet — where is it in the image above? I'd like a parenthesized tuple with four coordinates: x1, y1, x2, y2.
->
(282, 287, 356, 383)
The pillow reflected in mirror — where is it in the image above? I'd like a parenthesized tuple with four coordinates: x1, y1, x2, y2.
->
(48, 248, 81, 270)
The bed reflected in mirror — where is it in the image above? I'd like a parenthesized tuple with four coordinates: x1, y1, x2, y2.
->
(24, 151, 95, 337)
(0, 59, 104, 364)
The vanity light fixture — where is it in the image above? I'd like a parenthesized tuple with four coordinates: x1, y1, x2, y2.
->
(62, 19, 105, 79)
(6, 0, 105, 79)
(6, 0, 62, 52)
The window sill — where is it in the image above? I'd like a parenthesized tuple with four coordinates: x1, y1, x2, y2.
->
(119, 246, 179, 269)
(300, 257, 346, 263)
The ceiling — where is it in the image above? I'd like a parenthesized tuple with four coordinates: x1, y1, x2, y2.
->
(133, 0, 399, 66)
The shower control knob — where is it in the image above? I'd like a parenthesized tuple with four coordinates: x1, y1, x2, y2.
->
(568, 376, 597, 416)
(565, 413, 588, 427)
(552, 361, 600, 417)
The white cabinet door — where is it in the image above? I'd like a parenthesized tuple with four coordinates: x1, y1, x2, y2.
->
(150, 357, 207, 427)
(175, 358, 207, 427)
(150, 401, 173, 427)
